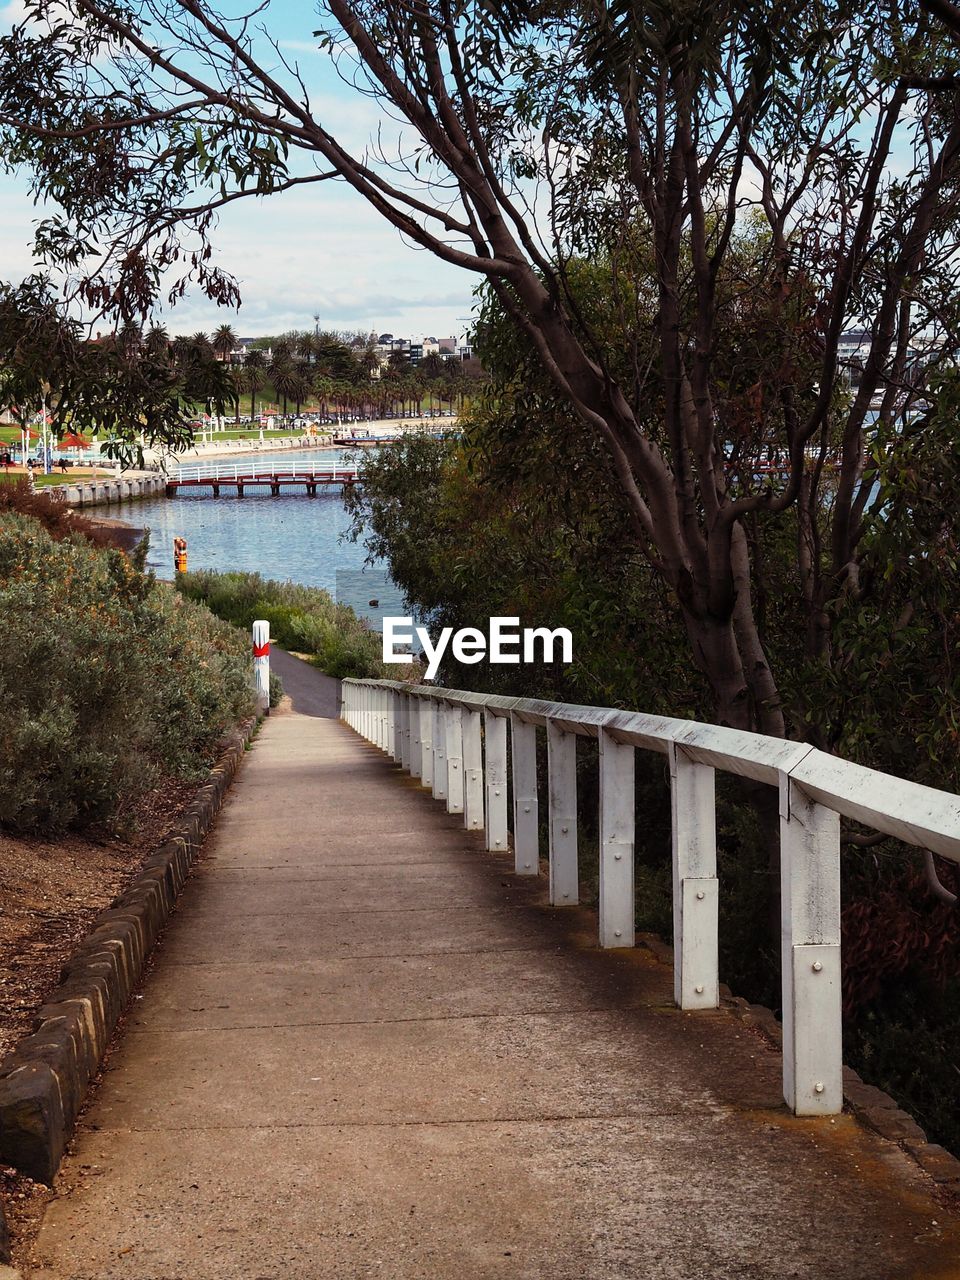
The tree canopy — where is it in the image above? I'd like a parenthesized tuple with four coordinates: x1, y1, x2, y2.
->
(3, 0, 960, 730)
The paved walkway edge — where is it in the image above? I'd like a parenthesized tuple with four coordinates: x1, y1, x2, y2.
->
(0, 715, 259, 1199)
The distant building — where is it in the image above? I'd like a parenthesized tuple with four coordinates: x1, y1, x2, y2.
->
(230, 338, 272, 363)
(838, 329, 872, 388)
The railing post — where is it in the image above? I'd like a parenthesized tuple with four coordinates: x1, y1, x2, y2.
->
(669, 745, 719, 1009)
(400, 692, 411, 771)
(598, 728, 635, 948)
(252, 620, 270, 714)
(484, 709, 508, 852)
(392, 689, 403, 762)
(380, 688, 390, 751)
(779, 774, 842, 1115)
(510, 712, 539, 875)
(546, 719, 578, 905)
(445, 702, 464, 815)
(410, 694, 423, 778)
(432, 700, 447, 801)
(419, 699, 433, 787)
(462, 706, 484, 832)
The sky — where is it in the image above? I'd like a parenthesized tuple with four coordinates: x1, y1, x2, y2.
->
(0, 0, 478, 340)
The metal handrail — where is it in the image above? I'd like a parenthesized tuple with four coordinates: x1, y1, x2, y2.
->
(341, 677, 960, 1119)
(174, 460, 358, 482)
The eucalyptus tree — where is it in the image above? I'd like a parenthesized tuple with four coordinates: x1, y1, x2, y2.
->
(2, 1, 960, 734)
(0, 276, 196, 459)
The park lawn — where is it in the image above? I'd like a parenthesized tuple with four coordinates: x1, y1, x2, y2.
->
(0, 470, 106, 487)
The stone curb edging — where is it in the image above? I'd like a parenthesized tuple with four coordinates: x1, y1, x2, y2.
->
(0, 716, 258, 1201)
(635, 931, 960, 1194)
(58, 474, 167, 508)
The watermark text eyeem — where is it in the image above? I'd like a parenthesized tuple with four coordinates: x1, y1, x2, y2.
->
(383, 616, 573, 681)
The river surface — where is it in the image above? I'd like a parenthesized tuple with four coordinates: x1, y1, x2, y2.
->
(103, 448, 407, 627)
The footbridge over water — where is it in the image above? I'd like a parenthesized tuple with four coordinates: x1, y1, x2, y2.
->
(166, 459, 359, 496)
(25, 654, 960, 1279)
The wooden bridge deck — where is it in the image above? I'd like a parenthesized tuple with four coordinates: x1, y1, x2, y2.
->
(23, 653, 960, 1279)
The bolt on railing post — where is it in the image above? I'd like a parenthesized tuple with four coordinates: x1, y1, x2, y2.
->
(546, 719, 578, 905)
(598, 728, 635, 948)
(432, 700, 447, 801)
(461, 706, 484, 832)
(779, 773, 843, 1115)
(669, 745, 719, 1009)
(419, 699, 433, 787)
(400, 693, 411, 771)
(510, 712, 539, 875)
(484, 709, 508, 852)
(445, 702, 464, 815)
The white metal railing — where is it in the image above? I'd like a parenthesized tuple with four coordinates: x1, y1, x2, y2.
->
(174, 460, 357, 482)
(341, 678, 960, 1117)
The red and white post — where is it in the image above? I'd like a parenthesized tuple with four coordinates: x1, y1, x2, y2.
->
(252, 620, 270, 713)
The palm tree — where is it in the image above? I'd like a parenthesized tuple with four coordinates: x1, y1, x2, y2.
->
(296, 332, 316, 364)
(271, 361, 296, 416)
(228, 365, 245, 418)
(244, 349, 266, 420)
(171, 333, 192, 365)
(291, 360, 313, 415)
(212, 324, 238, 363)
(116, 322, 143, 361)
(190, 331, 215, 359)
(144, 324, 170, 358)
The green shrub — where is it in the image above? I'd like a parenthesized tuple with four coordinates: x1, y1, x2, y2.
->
(176, 569, 387, 679)
(268, 671, 284, 708)
(0, 513, 255, 834)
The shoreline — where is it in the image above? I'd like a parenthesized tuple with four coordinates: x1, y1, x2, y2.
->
(161, 416, 455, 465)
(78, 510, 146, 554)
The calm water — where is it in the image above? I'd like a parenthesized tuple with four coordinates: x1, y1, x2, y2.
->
(103, 448, 407, 627)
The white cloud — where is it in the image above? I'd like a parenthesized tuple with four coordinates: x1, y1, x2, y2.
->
(0, 170, 477, 339)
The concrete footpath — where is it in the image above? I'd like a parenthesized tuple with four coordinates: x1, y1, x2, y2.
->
(25, 656, 960, 1279)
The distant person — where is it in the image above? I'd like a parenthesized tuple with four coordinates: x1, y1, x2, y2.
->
(58, 456, 68, 474)
(1, 451, 10, 473)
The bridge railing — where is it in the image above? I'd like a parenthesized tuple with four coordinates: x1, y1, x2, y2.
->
(341, 677, 960, 1118)
(174, 460, 356, 481)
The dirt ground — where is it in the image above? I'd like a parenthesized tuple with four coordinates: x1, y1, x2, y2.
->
(0, 777, 202, 1260)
